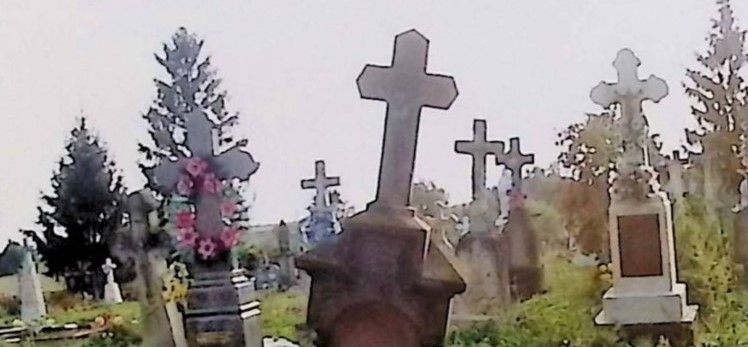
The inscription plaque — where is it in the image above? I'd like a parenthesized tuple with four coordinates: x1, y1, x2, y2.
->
(618, 214, 662, 277)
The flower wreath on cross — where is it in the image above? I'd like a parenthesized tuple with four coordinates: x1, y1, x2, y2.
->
(164, 157, 244, 261)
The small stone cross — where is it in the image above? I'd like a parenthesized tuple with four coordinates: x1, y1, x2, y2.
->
(455, 119, 505, 200)
(102, 258, 117, 282)
(301, 160, 340, 209)
(357, 29, 458, 208)
(496, 137, 534, 190)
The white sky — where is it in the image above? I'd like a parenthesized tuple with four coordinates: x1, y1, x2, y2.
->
(0, 1, 746, 245)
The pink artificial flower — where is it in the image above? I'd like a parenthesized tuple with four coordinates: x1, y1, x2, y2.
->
(220, 226, 240, 248)
(202, 173, 221, 194)
(185, 158, 208, 178)
(175, 210, 196, 229)
(176, 175, 194, 196)
(197, 238, 218, 260)
(177, 227, 197, 247)
(220, 200, 237, 217)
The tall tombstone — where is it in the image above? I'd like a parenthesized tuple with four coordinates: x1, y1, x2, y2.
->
(663, 150, 688, 202)
(119, 188, 175, 347)
(300, 160, 341, 247)
(452, 119, 511, 314)
(147, 109, 262, 347)
(736, 87, 748, 284)
(496, 137, 541, 300)
(276, 221, 296, 290)
(19, 239, 46, 324)
(591, 49, 697, 345)
(296, 29, 465, 347)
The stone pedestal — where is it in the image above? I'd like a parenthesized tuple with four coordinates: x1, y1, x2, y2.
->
(104, 282, 123, 305)
(184, 259, 261, 347)
(595, 195, 697, 336)
(734, 207, 748, 285)
(296, 205, 465, 347)
(453, 232, 511, 315)
(19, 250, 46, 324)
(503, 202, 542, 301)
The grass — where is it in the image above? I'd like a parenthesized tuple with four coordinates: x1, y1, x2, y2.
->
(259, 290, 308, 340)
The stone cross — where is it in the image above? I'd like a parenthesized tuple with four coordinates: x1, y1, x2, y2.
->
(301, 160, 340, 209)
(455, 119, 505, 200)
(590, 48, 668, 171)
(148, 111, 258, 240)
(357, 29, 458, 208)
(496, 137, 534, 190)
(102, 257, 118, 284)
(664, 150, 688, 200)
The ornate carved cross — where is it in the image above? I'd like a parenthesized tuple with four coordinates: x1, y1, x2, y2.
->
(455, 119, 505, 200)
(301, 160, 340, 209)
(496, 137, 534, 190)
(147, 111, 258, 239)
(357, 29, 458, 208)
(590, 48, 668, 169)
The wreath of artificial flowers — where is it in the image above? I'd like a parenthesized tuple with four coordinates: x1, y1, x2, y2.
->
(165, 157, 244, 261)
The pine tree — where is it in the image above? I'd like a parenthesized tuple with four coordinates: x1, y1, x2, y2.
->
(23, 118, 125, 297)
(685, 0, 748, 213)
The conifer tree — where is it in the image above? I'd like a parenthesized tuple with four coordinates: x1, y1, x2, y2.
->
(24, 118, 125, 297)
(685, 0, 748, 213)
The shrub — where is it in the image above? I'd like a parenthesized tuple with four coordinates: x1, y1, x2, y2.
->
(0, 295, 20, 316)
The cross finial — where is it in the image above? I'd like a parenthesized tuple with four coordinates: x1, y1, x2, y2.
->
(301, 160, 340, 209)
(357, 29, 458, 208)
(496, 137, 534, 190)
(590, 49, 668, 118)
(455, 119, 505, 200)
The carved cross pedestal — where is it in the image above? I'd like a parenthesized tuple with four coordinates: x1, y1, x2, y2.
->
(591, 49, 697, 347)
(296, 29, 465, 347)
(148, 111, 261, 347)
(300, 160, 341, 246)
(495, 136, 541, 300)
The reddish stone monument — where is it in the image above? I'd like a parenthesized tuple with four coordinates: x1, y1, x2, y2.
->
(496, 137, 542, 301)
(296, 29, 465, 347)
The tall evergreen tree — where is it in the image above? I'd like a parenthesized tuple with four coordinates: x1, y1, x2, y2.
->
(139, 28, 253, 249)
(23, 118, 125, 297)
(685, 0, 748, 213)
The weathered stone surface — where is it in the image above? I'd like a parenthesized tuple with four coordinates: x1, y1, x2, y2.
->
(453, 232, 511, 315)
(502, 199, 542, 301)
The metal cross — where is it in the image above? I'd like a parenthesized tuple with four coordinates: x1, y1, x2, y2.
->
(357, 29, 458, 208)
(496, 137, 534, 190)
(455, 119, 504, 200)
(301, 160, 340, 209)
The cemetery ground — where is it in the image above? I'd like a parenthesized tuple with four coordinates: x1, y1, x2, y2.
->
(0, 196, 742, 347)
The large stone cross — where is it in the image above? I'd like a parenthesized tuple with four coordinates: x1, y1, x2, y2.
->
(102, 257, 117, 283)
(496, 137, 534, 190)
(590, 49, 668, 169)
(148, 111, 259, 239)
(455, 119, 505, 200)
(301, 160, 340, 209)
(357, 29, 458, 208)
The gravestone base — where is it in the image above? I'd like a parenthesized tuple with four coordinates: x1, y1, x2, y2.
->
(504, 203, 542, 300)
(595, 283, 697, 325)
(510, 265, 543, 301)
(185, 262, 261, 347)
(103, 283, 123, 305)
(296, 204, 465, 347)
(453, 232, 511, 315)
(618, 320, 695, 347)
(734, 207, 748, 287)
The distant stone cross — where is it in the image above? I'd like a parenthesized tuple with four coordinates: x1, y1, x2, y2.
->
(149, 111, 259, 238)
(496, 137, 534, 190)
(357, 29, 458, 207)
(590, 49, 668, 169)
(102, 258, 117, 283)
(455, 119, 505, 200)
(301, 160, 340, 209)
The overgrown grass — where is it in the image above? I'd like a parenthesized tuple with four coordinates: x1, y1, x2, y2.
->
(259, 290, 307, 340)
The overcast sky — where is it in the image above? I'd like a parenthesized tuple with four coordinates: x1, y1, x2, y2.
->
(1, 1, 746, 245)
